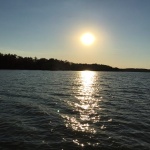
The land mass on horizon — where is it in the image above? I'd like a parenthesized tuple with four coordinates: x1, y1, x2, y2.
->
(0, 53, 149, 72)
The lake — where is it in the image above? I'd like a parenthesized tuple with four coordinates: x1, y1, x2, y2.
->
(0, 70, 150, 150)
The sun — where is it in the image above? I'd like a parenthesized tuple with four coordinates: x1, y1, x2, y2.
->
(80, 33, 95, 46)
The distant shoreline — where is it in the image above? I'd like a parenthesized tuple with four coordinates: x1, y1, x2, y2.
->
(0, 53, 150, 72)
(0, 69, 150, 73)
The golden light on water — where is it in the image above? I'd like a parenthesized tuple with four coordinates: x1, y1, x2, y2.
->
(60, 71, 114, 147)
(77, 71, 100, 123)
(62, 71, 101, 136)
(81, 71, 95, 89)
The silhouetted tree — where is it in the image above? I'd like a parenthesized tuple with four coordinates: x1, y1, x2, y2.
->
(0, 53, 149, 72)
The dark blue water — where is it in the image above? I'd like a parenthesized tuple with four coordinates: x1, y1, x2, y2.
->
(0, 70, 150, 150)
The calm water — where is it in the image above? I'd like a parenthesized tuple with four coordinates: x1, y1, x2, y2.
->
(0, 70, 150, 150)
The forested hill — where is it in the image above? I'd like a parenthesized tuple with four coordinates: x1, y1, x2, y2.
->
(0, 53, 149, 72)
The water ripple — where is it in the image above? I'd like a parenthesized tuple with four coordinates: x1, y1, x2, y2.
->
(0, 71, 150, 149)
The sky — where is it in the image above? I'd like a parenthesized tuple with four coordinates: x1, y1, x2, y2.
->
(0, 0, 150, 69)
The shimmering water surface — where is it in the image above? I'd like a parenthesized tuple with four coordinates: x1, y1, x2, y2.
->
(0, 70, 150, 150)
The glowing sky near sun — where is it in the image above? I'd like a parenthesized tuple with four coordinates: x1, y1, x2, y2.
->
(0, 0, 150, 68)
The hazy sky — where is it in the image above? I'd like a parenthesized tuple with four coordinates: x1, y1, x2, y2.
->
(0, 0, 150, 68)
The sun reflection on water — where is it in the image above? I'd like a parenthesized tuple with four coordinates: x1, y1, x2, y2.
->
(61, 71, 102, 146)
(76, 71, 100, 123)
(81, 71, 95, 89)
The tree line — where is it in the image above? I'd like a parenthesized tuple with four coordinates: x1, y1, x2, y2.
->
(0, 53, 149, 72)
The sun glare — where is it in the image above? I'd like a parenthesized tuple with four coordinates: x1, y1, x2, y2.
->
(80, 33, 95, 46)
